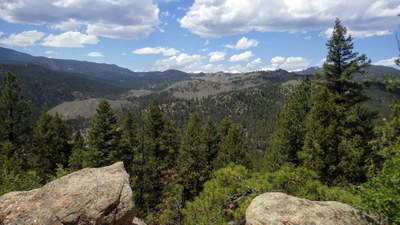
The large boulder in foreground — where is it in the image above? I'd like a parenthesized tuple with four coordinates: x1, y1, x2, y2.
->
(0, 162, 135, 225)
(246, 192, 372, 225)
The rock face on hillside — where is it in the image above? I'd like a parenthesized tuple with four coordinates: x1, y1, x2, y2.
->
(246, 192, 372, 225)
(0, 162, 135, 225)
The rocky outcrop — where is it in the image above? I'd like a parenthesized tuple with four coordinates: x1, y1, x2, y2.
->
(132, 217, 147, 225)
(246, 192, 372, 225)
(0, 162, 135, 225)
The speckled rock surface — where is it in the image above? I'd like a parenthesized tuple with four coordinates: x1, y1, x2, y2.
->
(246, 192, 371, 225)
(0, 162, 135, 225)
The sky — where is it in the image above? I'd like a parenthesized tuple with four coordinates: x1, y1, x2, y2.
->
(0, 0, 399, 73)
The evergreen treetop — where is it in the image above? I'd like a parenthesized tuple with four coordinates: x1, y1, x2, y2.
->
(323, 18, 370, 82)
(87, 99, 121, 167)
(323, 18, 370, 106)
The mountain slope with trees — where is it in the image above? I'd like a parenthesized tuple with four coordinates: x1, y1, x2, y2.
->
(0, 64, 125, 109)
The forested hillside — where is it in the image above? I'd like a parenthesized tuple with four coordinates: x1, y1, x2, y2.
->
(0, 19, 399, 224)
(0, 64, 125, 109)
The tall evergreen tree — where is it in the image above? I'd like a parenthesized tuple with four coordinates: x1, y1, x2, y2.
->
(30, 111, 70, 182)
(86, 99, 121, 167)
(134, 99, 178, 216)
(300, 86, 344, 184)
(323, 18, 370, 106)
(0, 71, 31, 153)
(201, 117, 220, 175)
(216, 117, 249, 169)
(120, 110, 139, 173)
(300, 18, 374, 185)
(177, 113, 208, 201)
(267, 77, 312, 171)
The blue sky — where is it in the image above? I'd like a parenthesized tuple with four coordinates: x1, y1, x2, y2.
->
(0, 0, 399, 73)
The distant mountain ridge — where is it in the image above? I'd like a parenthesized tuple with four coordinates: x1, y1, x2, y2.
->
(295, 65, 400, 79)
(0, 47, 134, 84)
(0, 47, 192, 89)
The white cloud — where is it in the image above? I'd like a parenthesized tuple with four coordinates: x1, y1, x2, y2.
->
(246, 58, 262, 68)
(271, 56, 286, 65)
(226, 37, 259, 50)
(264, 56, 310, 72)
(45, 50, 58, 55)
(154, 53, 229, 73)
(50, 18, 82, 31)
(155, 53, 204, 71)
(156, 0, 180, 3)
(209, 51, 225, 62)
(180, 0, 398, 38)
(42, 31, 98, 48)
(0, 30, 44, 47)
(373, 57, 398, 67)
(228, 58, 262, 73)
(321, 27, 392, 38)
(88, 51, 104, 57)
(0, 0, 159, 39)
(229, 51, 254, 62)
(132, 46, 179, 56)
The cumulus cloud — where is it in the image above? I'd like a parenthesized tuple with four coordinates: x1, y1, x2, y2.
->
(88, 51, 104, 57)
(271, 56, 286, 65)
(246, 58, 262, 68)
(0, 30, 44, 47)
(321, 27, 392, 38)
(228, 58, 262, 73)
(229, 51, 254, 62)
(42, 31, 99, 48)
(132, 46, 179, 56)
(264, 56, 310, 72)
(0, 0, 159, 39)
(179, 0, 398, 38)
(209, 51, 226, 62)
(155, 53, 204, 71)
(226, 37, 259, 50)
(373, 57, 398, 67)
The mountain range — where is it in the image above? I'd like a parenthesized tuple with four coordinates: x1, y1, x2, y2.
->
(1, 46, 399, 112)
(1, 46, 399, 149)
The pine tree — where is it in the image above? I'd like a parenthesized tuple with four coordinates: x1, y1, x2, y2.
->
(30, 111, 70, 182)
(120, 110, 139, 173)
(68, 130, 86, 171)
(300, 86, 344, 184)
(134, 99, 178, 216)
(177, 113, 208, 201)
(201, 117, 220, 176)
(0, 71, 31, 153)
(267, 77, 312, 171)
(216, 117, 249, 169)
(300, 18, 375, 185)
(86, 99, 121, 167)
(323, 18, 370, 106)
